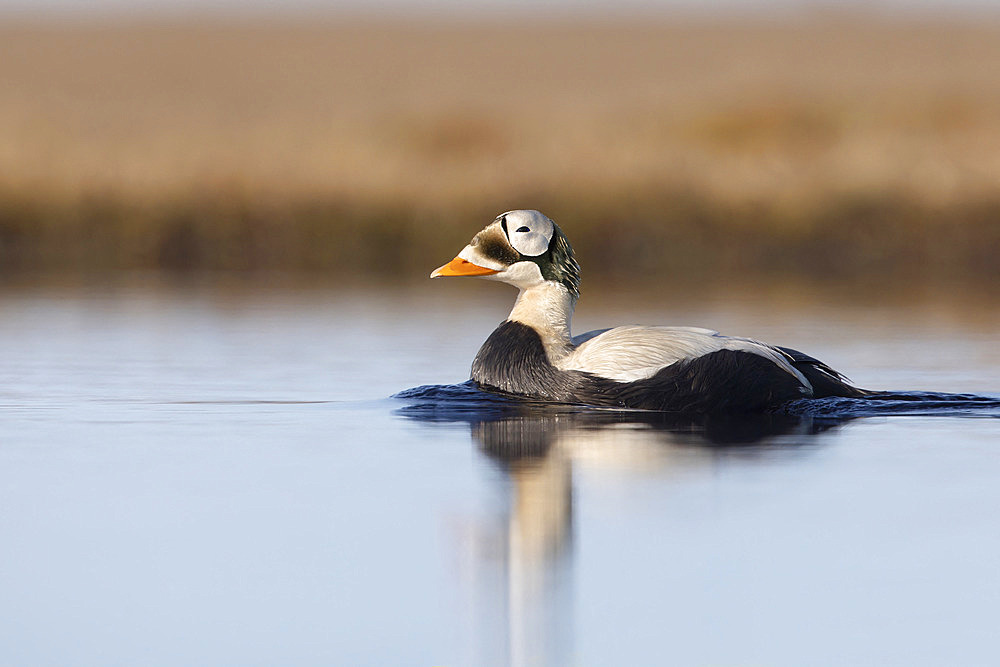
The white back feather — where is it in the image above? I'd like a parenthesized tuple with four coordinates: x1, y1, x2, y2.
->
(557, 325, 811, 388)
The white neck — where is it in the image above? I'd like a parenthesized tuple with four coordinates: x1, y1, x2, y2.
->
(507, 282, 577, 362)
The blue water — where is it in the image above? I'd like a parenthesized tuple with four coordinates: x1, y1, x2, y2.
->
(0, 284, 998, 666)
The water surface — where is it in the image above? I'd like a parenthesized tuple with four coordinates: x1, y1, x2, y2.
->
(0, 283, 997, 666)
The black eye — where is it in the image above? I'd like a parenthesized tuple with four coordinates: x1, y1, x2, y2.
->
(516, 226, 530, 233)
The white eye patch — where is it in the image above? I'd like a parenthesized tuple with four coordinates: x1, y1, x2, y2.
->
(502, 210, 554, 257)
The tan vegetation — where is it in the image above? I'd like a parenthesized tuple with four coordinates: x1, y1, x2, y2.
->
(0, 15, 998, 287)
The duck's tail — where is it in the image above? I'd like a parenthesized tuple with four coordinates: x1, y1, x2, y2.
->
(777, 346, 871, 399)
(778, 345, 1000, 412)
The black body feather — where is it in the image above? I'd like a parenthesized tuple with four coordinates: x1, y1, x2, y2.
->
(777, 346, 869, 398)
(470, 321, 858, 413)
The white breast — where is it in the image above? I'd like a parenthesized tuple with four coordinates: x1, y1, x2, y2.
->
(556, 325, 811, 388)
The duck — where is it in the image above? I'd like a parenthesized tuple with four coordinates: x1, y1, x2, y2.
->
(431, 209, 868, 413)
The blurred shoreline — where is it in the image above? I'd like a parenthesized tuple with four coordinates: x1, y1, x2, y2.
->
(1, 16, 998, 291)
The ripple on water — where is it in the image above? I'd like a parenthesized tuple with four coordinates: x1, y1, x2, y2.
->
(393, 382, 1000, 447)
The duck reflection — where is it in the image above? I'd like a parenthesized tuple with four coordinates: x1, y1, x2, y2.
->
(475, 418, 574, 667)
(397, 389, 845, 667)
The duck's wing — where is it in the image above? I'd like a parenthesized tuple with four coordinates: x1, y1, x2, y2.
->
(559, 326, 809, 386)
(570, 328, 611, 346)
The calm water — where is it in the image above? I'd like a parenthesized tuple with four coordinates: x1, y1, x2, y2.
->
(1, 282, 998, 666)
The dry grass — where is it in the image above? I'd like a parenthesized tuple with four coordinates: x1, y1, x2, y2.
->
(1, 15, 999, 286)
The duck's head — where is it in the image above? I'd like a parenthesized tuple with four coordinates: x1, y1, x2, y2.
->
(431, 210, 581, 297)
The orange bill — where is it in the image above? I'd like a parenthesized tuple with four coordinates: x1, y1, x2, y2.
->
(430, 256, 500, 278)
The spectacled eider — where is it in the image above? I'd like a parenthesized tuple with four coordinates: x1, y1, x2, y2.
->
(431, 209, 868, 413)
